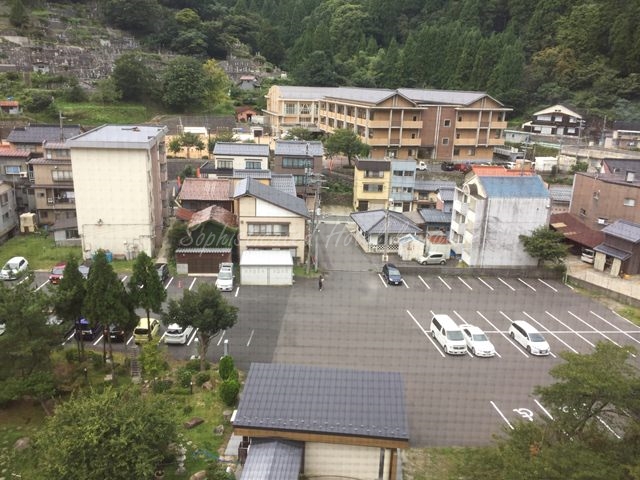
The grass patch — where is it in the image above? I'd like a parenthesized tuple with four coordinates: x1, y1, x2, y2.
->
(0, 233, 81, 270)
(403, 447, 468, 480)
(293, 264, 321, 278)
(54, 101, 153, 126)
(617, 306, 640, 326)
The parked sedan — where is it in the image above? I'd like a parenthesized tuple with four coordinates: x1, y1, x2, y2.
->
(459, 324, 496, 357)
(108, 324, 127, 343)
(49, 262, 66, 284)
(381, 263, 403, 285)
(0, 256, 29, 280)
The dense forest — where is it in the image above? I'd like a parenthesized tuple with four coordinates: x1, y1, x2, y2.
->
(15, 0, 640, 120)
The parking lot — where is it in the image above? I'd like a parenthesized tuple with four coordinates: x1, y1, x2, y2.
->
(32, 222, 640, 447)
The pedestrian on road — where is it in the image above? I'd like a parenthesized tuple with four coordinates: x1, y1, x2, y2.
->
(319, 274, 324, 291)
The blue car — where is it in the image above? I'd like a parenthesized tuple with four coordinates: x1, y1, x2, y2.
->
(382, 263, 403, 285)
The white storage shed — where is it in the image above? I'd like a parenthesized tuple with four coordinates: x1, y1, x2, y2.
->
(240, 250, 294, 286)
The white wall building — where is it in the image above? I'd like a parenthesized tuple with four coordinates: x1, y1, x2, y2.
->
(68, 125, 169, 260)
(212, 142, 270, 170)
(450, 173, 550, 266)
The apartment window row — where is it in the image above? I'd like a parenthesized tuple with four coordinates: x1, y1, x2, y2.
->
(363, 183, 384, 192)
(391, 187, 413, 194)
(393, 170, 413, 177)
(247, 223, 290, 236)
(282, 157, 312, 169)
(4, 165, 21, 175)
(0, 193, 8, 206)
(364, 171, 384, 178)
(52, 170, 73, 181)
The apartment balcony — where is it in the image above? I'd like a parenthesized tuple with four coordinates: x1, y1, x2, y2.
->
(402, 120, 422, 128)
(369, 120, 393, 128)
(453, 200, 468, 215)
(451, 220, 466, 236)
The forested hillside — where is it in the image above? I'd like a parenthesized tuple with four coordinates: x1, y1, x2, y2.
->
(16, 0, 640, 120)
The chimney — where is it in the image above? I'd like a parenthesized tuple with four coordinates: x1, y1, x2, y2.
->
(625, 171, 635, 182)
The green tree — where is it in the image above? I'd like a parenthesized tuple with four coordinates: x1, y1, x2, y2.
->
(83, 250, 132, 367)
(91, 77, 122, 105)
(284, 127, 316, 141)
(163, 283, 238, 371)
(52, 255, 87, 360)
(9, 0, 29, 28)
(169, 137, 182, 156)
(324, 128, 370, 166)
(570, 161, 588, 173)
(167, 220, 189, 259)
(35, 387, 177, 480)
(112, 51, 158, 102)
(202, 59, 232, 110)
(519, 226, 568, 266)
(128, 252, 167, 341)
(178, 132, 206, 159)
(102, 0, 162, 35)
(139, 341, 169, 381)
(161, 56, 207, 112)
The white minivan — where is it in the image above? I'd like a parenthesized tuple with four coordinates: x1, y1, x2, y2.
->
(430, 314, 467, 355)
(164, 323, 194, 345)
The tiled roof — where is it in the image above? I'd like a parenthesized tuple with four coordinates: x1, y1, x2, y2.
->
(240, 439, 303, 480)
(601, 159, 640, 176)
(178, 178, 232, 201)
(414, 180, 456, 192)
(550, 213, 604, 248)
(480, 176, 549, 198)
(233, 363, 409, 441)
(548, 185, 572, 202)
(50, 216, 78, 231)
(0, 100, 18, 107)
(175, 247, 231, 254)
(577, 171, 640, 188)
(175, 207, 194, 221)
(28, 157, 70, 165)
(532, 104, 582, 118)
(188, 205, 237, 229)
(472, 165, 534, 176)
(270, 174, 297, 197)
(0, 149, 31, 158)
(594, 244, 632, 260)
(428, 234, 450, 244)
(602, 219, 640, 243)
(350, 209, 421, 235)
(397, 88, 492, 106)
(612, 121, 640, 132)
(354, 158, 390, 171)
(233, 169, 272, 179)
(274, 140, 324, 156)
(437, 187, 455, 202)
(213, 142, 269, 157)
(419, 209, 453, 223)
(7, 124, 83, 144)
(234, 177, 310, 218)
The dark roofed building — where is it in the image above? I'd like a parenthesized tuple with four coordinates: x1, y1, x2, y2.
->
(594, 219, 640, 275)
(350, 209, 421, 254)
(233, 363, 408, 480)
(177, 177, 233, 212)
(273, 140, 324, 197)
(550, 212, 605, 249)
(7, 124, 84, 152)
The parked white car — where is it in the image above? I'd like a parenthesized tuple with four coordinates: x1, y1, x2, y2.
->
(508, 320, 550, 356)
(459, 324, 496, 357)
(215, 263, 234, 291)
(164, 323, 194, 345)
(0, 256, 28, 280)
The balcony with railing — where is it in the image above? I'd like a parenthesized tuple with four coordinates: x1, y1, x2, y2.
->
(453, 199, 468, 215)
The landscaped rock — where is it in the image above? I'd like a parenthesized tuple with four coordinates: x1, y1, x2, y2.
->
(13, 437, 30, 451)
(201, 381, 214, 391)
(214, 424, 224, 435)
(184, 417, 205, 429)
(189, 471, 207, 480)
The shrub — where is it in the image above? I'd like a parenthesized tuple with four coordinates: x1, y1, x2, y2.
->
(177, 367, 193, 389)
(218, 355, 235, 381)
(185, 358, 210, 372)
(195, 371, 211, 387)
(152, 379, 173, 393)
(65, 349, 79, 363)
(218, 379, 240, 406)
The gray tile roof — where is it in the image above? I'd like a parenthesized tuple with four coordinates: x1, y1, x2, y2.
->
(350, 209, 421, 235)
(8, 124, 83, 144)
(270, 174, 297, 197)
(397, 88, 491, 106)
(602, 219, 640, 243)
(67, 125, 166, 149)
(274, 140, 324, 156)
(213, 142, 270, 157)
(414, 180, 456, 192)
(437, 187, 455, 202)
(233, 363, 409, 441)
(419, 209, 453, 223)
(602, 158, 640, 175)
(593, 243, 632, 260)
(233, 169, 272, 179)
(548, 185, 572, 202)
(234, 178, 309, 218)
(480, 176, 550, 198)
(240, 439, 303, 480)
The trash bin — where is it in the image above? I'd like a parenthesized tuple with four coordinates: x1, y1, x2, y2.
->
(105, 251, 113, 263)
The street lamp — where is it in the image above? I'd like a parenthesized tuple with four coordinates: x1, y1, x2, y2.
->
(382, 198, 393, 262)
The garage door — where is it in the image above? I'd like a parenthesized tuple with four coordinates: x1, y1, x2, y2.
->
(268, 266, 292, 286)
(240, 266, 292, 286)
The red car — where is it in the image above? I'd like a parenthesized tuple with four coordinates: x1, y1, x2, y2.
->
(49, 262, 66, 284)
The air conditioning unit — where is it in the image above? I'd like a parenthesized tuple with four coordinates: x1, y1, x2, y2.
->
(19, 172, 28, 178)
(597, 218, 607, 225)
(47, 198, 54, 204)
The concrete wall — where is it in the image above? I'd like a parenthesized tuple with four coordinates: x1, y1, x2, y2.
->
(304, 443, 391, 480)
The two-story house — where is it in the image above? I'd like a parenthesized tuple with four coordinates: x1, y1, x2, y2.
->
(264, 85, 510, 161)
(68, 125, 169, 260)
(0, 148, 33, 213)
(522, 104, 584, 137)
(389, 159, 416, 212)
(450, 167, 550, 266)
(176, 177, 234, 212)
(7, 124, 83, 153)
(570, 170, 640, 229)
(594, 219, 640, 276)
(212, 142, 270, 173)
(272, 140, 324, 197)
(413, 180, 456, 210)
(610, 121, 640, 150)
(353, 158, 391, 211)
(28, 141, 76, 228)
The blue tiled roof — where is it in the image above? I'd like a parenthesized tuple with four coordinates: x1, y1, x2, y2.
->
(480, 176, 549, 198)
(419, 209, 453, 223)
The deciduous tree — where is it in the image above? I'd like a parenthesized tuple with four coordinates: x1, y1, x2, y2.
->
(128, 252, 167, 341)
(519, 226, 568, 266)
(324, 128, 370, 166)
(161, 56, 207, 112)
(52, 255, 87, 360)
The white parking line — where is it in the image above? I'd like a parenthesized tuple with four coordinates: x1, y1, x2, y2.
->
(187, 328, 198, 346)
(534, 399, 554, 420)
(378, 273, 389, 288)
(164, 277, 173, 290)
(498, 311, 530, 358)
(477, 277, 494, 291)
(538, 278, 558, 292)
(401, 278, 410, 289)
(438, 276, 452, 290)
(457, 277, 473, 290)
(498, 277, 516, 291)
(597, 416, 622, 439)
(518, 278, 536, 291)
(126, 335, 134, 345)
(406, 310, 444, 357)
(418, 275, 431, 289)
(567, 311, 625, 350)
(216, 330, 226, 346)
(120, 275, 128, 283)
(610, 309, 638, 327)
(452, 311, 474, 357)
(93, 334, 103, 346)
(188, 277, 197, 290)
(490, 401, 514, 430)
(35, 280, 50, 291)
(246, 329, 254, 347)
(544, 311, 594, 348)
(234, 286, 240, 297)
(591, 311, 640, 346)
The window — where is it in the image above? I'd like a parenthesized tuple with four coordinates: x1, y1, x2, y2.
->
(442, 138, 449, 145)
(467, 148, 475, 156)
(624, 198, 636, 207)
(393, 170, 404, 177)
(411, 133, 416, 139)
(453, 148, 460, 156)
(66, 229, 79, 239)
(363, 184, 383, 192)
(4, 165, 20, 175)
(456, 133, 461, 139)
(282, 158, 312, 169)
(2, 212, 8, 221)
(364, 171, 384, 178)
(407, 149, 413, 156)
(0, 193, 8, 206)
(247, 223, 289, 236)
(245, 160, 262, 169)
(293, 175, 307, 186)
(300, 103, 311, 114)
(444, 119, 451, 127)
(285, 103, 296, 115)
(52, 170, 73, 181)
(579, 208, 586, 216)
(217, 160, 233, 169)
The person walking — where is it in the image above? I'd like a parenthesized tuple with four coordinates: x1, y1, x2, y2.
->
(318, 274, 324, 291)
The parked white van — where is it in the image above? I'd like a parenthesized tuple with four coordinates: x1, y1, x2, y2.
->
(164, 323, 194, 345)
(430, 314, 467, 355)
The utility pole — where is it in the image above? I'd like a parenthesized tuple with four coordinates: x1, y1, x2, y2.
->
(382, 198, 393, 262)
(305, 173, 325, 274)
